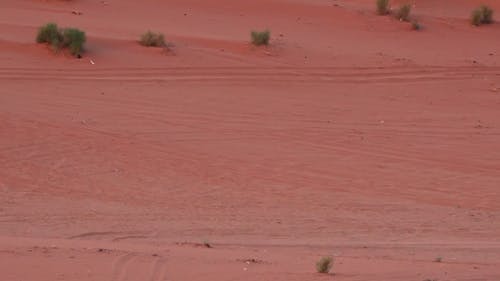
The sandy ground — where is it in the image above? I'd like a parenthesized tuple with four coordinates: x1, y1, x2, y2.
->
(1, 0, 500, 280)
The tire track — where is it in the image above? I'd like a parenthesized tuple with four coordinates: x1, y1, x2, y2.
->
(0, 66, 498, 83)
(149, 256, 168, 281)
(111, 252, 136, 281)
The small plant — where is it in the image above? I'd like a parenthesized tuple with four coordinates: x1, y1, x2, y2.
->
(62, 28, 86, 57)
(140, 31, 166, 47)
(471, 5, 494, 26)
(316, 256, 333, 274)
(376, 0, 390, 15)
(36, 23, 63, 50)
(411, 21, 421, 30)
(36, 23, 86, 57)
(481, 6, 494, 23)
(251, 30, 270, 46)
(396, 3, 412, 21)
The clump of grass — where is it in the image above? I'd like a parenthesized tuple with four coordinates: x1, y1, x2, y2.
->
(376, 0, 390, 15)
(36, 23, 63, 50)
(471, 5, 494, 26)
(396, 3, 412, 21)
(62, 28, 86, 57)
(316, 256, 333, 274)
(251, 30, 270, 46)
(139, 31, 166, 47)
(36, 23, 86, 57)
(471, 9, 484, 25)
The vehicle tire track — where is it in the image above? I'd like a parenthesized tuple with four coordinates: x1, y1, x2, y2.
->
(149, 256, 168, 281)
(0, 66, 498, 84)
(111, 252, 136, 281)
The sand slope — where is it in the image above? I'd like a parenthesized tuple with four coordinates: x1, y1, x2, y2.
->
(1, 0, 500, 280)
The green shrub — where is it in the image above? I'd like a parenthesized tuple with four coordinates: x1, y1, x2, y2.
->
(62, 28, 86, 56)
(376, 0, 390, 15)
(471, 5, 494, 25)
(140, 31, 166, 47)
(481, 5, 494, 23)
(316, 256, 333, 274)
(471, 9, 483, 25)
(396, 4, 412, 21)
(36, 23, 63, 50)
(36, 23, 86, 57)
(251, 30, 270, 46)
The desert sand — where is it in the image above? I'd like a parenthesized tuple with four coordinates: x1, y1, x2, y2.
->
(1, 0, 500, 280)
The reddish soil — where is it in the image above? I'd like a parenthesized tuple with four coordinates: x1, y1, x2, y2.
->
(1, 0, 500, 280)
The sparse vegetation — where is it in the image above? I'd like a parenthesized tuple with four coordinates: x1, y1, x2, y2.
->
(471, 5, 494, 26)
(36, 23, 86, 57)
(396, 3, 412, 21)
(36, 23, 63, 50)
(316, 256, 333, 274)
(251, 30, 270, 46)
(139, 31, 166, 47)
(62, 28, 86, 56)
(376, 0, 390, 15)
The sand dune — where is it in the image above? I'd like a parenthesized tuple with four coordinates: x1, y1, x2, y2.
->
(1, 0, 500, 280)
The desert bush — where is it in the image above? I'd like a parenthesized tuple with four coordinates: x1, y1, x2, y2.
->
(251, 30, 270, 46)
(376, 0, 390, 15)
(471, 5, 494, 26)
(36, 23, 86, 57)
(140, 31, 166, 47)
(396, 4, 412, 21)
(36, 23, 63, 50)
(62, 28, 86, 56)
(316, 256, 333, 274)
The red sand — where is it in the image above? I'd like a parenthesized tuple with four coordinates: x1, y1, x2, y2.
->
(1, 0, 500, 280)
